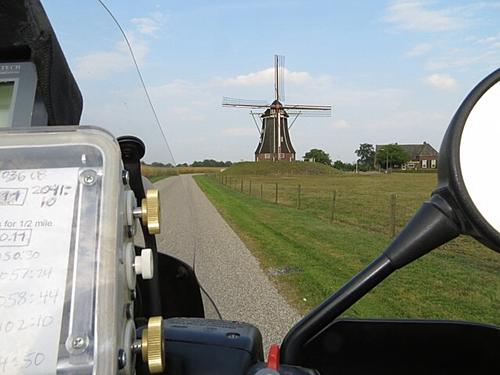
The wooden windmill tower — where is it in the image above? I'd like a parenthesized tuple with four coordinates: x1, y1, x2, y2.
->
(223, 55, 332, 162)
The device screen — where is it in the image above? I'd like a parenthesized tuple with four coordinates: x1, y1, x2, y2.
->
(0, 81, 15, 128)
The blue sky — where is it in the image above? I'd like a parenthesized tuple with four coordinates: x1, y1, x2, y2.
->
(42, 0, 500, 164)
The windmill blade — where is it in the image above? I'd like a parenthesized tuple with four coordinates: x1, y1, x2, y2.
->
(274, 55, 285, 102)
(283, 103, 332, 111)
(250, 111, 263, 133)
(222, 97, 270, 108)
(274, 55, 278, 101)
(288, 112, 301, 130)
(286, 109, 332, 117)
(287, 107, 332, 130)
(249, 111, 266, 117)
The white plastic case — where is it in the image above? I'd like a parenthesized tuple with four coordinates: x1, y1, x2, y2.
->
(0, 126, 134, 374)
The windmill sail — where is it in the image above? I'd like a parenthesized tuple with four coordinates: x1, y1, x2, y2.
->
(223, 55, 332, 162)
(274, 55, 285, 102)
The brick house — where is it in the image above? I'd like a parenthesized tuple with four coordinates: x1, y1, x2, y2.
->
(375, 142, 439, 170)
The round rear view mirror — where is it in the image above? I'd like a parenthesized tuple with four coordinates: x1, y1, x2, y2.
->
(437, 68, 500, 252)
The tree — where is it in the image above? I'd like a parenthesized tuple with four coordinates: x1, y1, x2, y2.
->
(190, 159, 233, 167)
(355, 143, 375, 169)
(333, 160, 355, 171)
(303, 149, 332, 166)
(376, 144, 409, 169)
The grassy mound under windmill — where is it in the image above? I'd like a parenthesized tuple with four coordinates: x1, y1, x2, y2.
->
(223, 161, 339, 176)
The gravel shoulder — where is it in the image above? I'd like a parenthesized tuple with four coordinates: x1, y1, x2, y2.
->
(153, 174, 300, 350)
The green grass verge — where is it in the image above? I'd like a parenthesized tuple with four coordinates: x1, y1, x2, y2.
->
(218, 172, 439, 236)
(194, 175, 500, 325)
(224, 161, 339, 175)
(143, 166, 223, 183)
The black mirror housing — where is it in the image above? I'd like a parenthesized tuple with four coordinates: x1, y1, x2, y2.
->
(435, 68, 500, 252)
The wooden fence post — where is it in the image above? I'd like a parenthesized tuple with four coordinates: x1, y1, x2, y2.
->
(249, 180, 252, 196)
(330, 190, 337, 223)
(297, 184, 302, 209)
(260, 184, 263, 200)
(240, 179, 243, 192)
(390, 193, 397, 237)
(275, 183, 279, 204)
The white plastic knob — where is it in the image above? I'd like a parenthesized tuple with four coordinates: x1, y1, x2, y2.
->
(134, 248, 154, 280)
(124, 242, 136, 290)
(125, 190, 137, 227)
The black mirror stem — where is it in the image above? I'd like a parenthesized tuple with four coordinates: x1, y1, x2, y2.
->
(281, 194, 460, 366)
(384, 194, 460, 269)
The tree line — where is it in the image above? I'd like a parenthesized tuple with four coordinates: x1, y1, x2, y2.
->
(147, 159, 233, 168)
(304, 143, 410, 171)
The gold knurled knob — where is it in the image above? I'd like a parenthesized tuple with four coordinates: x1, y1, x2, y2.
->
(141, 189, 161, 235)
(141, 316, 165, 373)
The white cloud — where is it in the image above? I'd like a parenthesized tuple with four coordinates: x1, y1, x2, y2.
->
(406, 43, 432, 57)
(332, 88, 408, 109)
(73, 34, 149, 80)
(149, 79, 197, 96)
(73, 10, 164, 80)
(475, 34, 500, 49)
(222, 67, 313, 86)
(364, 109, 449, 131)
(329, 119, 350, 129)
(424, 73, 458, 90)
(425, 50, 497, 70)
(131, 12, 165, 37)
(222, 128, 258, 137)
(385, 1, 461, 32)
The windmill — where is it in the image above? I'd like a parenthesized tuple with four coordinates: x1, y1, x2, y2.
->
(223, 55, 332, 162)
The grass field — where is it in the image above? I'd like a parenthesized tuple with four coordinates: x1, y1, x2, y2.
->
(141, 165, 223, 182)
(226, 161, 339, 175)
(194, 173, 500, 325)
(215, 171, 437, 237)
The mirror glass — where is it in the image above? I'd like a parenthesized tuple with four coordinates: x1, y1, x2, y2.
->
(459, 81, 500, 234)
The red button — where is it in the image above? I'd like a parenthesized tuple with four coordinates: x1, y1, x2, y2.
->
(267, 344, 280, 371)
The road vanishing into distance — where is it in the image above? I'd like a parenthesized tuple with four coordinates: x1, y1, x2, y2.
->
(152, 174, 300, 351)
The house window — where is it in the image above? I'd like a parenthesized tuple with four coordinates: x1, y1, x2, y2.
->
(422, 159, 428, 168)
(431, 159, 437, 168)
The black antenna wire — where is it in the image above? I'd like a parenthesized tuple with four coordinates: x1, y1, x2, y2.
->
(96, 0, 176, 166)
(96, 0, 223, 320)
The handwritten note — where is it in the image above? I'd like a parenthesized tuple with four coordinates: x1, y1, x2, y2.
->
(0, 168, 79, 374)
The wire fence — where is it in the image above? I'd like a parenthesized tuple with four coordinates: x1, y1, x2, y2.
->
(208, 173, 425, 238)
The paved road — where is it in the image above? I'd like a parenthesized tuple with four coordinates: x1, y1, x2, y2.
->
(153, 174, 301, 351)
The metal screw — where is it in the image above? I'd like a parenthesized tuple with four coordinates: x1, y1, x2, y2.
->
(80, 170, 97, 186)
(118, 349, 127, 369)
(84, 175, 94, 184)
(72, 336, 86, 349)
(122, 170, 130, 185)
